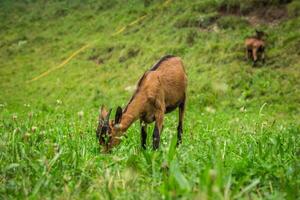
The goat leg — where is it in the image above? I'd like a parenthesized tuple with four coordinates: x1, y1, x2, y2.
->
(261, 52, 265, 64)
(252, 48, 258, 67)
(140, 121, 147, 149)
(153, 111, 164, 150)
(177, 96, 186, 146)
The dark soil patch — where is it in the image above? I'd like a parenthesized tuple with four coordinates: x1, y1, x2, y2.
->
(245, 6, 288, 26)
(88, 55, 104, 65)
(218, 5, 289, 26)
(88, 46, 114, 65)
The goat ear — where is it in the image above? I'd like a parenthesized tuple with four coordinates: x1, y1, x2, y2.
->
(99, 105, 108, 119)
(106, 108, 112, 123)
(115, 106, 123, 124)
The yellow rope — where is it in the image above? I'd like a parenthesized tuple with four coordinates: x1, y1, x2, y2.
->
(27, 1, 171, 83)
(112, 15, 148, 36)
(111, 26, 127, 36)
(27, 44, 90, 83)
(128, 15, 147, 26)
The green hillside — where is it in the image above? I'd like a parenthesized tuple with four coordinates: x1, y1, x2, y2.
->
(0, 0, 299, 199)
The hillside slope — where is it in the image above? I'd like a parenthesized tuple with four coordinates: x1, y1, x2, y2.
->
(0, 0, 299, 115)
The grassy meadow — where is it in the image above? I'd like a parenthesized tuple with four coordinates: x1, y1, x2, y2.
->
(0, 0, 300, 199)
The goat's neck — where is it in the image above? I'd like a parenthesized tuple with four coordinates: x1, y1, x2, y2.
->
(119, 98, 144, 132)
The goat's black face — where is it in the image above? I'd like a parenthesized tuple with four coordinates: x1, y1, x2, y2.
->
(96, 105, 123, 152)
(255, 30, 266, 39)
(96, 106, 122, 152)
(96, 120, 110, 145)
(96, 106, 112, 146)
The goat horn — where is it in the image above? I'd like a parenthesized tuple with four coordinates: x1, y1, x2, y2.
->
(105, 108, 112, 123)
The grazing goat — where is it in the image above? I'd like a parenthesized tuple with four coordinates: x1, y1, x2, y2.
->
(245, 30, 266, 66)
(96, 55, 187, 152)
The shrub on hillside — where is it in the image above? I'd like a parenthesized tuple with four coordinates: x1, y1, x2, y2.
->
(174, 13, 199, 28)
(219, 0, 294, 14)
(217, 16, 249, 29)
(96, 1, 115, 11)
(198, 13, 219, 29)
(175, 12, 219, 29)
(192, 0, 219, 13)
(287, 1, 300, 17)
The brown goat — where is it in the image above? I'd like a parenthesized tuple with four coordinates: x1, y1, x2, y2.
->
(96, 55, 187, 152)
(245, 30, 266, 66)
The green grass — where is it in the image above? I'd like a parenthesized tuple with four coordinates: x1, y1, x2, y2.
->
(0, 0, 300, 199)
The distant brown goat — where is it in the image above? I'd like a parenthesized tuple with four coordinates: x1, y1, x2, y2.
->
(245, 30, 266, 66)
(96, 55, 187, 152)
